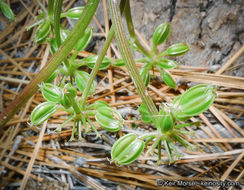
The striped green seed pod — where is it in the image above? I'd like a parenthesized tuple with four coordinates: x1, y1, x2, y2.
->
(111, 134, 145, 165)
(59, 83, 77, 109)
(59, 94, 72, 109)
(161, 70, 176, 89)
(167, 43, 189, 56)
(0, 1, 15, 20)
(75, 27, 93, 51)
(113, 59, 126, 67)
(49, 38, 58, 55)
(30, 102, 57, 125)
(64, 83, 77, 99)
(60, 29, 69, 42)
(40, 83, 63, 103)
(95, 107, 124, 132)
(86, 55, 111, 70)
(49, 30, 69, 54)
(158, 58, 178, 69)
(152, 22, 170, 46)
(86, 100, 110, 110)
(61, 7, 84, 19)
(173, 84, 216, 121)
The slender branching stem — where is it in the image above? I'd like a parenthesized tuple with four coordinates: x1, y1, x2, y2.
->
(108, 0, 160, 129)
(80, 0, 127, 110)
(80, 27, 115, 110)
(124, 0, 153, 59)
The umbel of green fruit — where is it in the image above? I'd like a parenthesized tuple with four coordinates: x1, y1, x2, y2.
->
(111, 134, 145, 165)
(173, 84, 216, 121)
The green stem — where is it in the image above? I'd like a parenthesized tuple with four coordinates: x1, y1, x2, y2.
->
(138, 131, 157, 140)
(163, 139, 174, 164)
(70, 49, 79, 63)
(79, 0, 127, 110)
(158, 50, 168, 58)
(47, 0, 54, 17)
(87, 118, 100, 138)
(81, 116, 89, 133)
(167, 138, 181, 158)
(171, 134, 195, 151)
(151, 41, 157, 55)
(149, 136, 160, 155)
(53, 0, 63, 47)
(175, 121, 201, 129)
(124, 0, 152, 59)
(70, 98, 81, 114)
(145, 136, 154, 146)
(0, 0, 100, 127)
(78, 121, 82, 140)
(55, 115, 74, 132)
(158, 140, 162, 163)
(70, 120, 77, 141)
(80, 27, 115, 110)
(53, 0, 72, 81)
(108, 0, 160, 128)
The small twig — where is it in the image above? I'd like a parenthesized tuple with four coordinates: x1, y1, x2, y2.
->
(216, 46, 244, 75)
(63, 142, 111, 151)
(213, 151, 244, 190)
(189, 138, 244, 143)
(19, 120, 47, 190)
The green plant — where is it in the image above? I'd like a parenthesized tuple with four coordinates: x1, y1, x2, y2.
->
(0, 0, 216, 165)
(0, 0, 15, 21)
